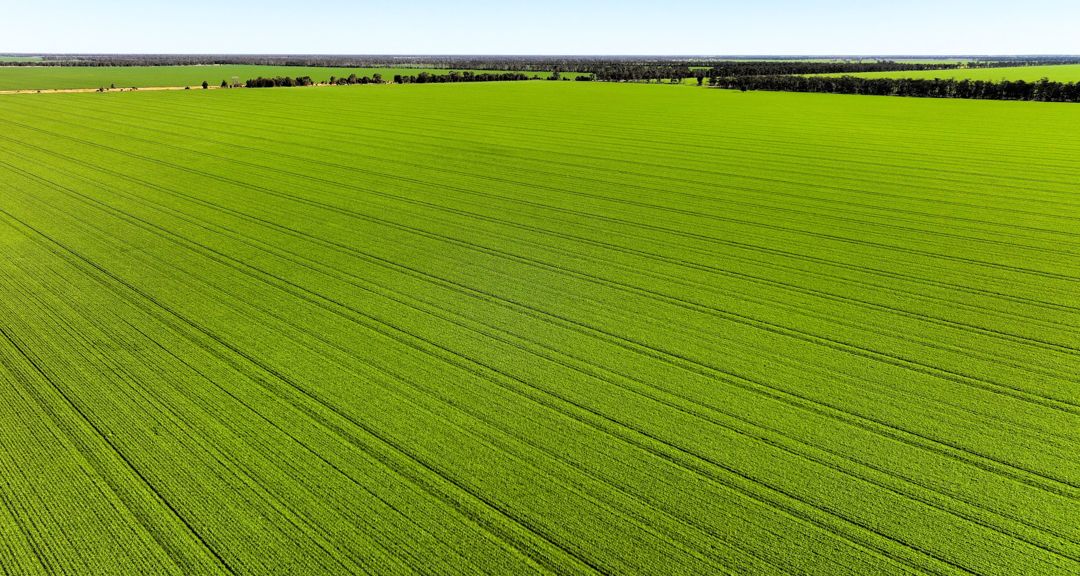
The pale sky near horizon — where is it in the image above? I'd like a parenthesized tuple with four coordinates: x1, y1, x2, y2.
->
(3, 0, 1078, 55)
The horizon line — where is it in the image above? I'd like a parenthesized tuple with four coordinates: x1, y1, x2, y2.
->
(4, 52, 1080, 58)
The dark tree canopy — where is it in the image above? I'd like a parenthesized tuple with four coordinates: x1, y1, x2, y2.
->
(390, 71, 534, 84)
(244, 76, 315, 88)
(245, 71, 534, 88)
(710, 74, 1080, 102)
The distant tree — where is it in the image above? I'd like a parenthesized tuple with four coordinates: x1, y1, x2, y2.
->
(221, 80, 228, 88)
(550, 70, 561, 81)
(202, 80, 209, 89)
(372, 73, 383, 83)
(110, 83, 115, 89)
(393, 74, 403, 84)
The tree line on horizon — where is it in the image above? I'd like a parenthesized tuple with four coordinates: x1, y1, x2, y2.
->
(7, 54, 1080, 71)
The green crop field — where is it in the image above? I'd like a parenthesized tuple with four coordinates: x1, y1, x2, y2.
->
(1, 82, 1078, 575)
(820, 63, 1080, 82)
(0, 65, 575, 90)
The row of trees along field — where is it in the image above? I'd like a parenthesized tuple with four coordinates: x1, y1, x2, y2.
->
(244, 76, 315, 88)
(330, 73, 384, 85)
(391, 71, 534, 83)
(585, 65, 696, 83)
(710, 74, 1080, 102)
(242, 71, 537, 88)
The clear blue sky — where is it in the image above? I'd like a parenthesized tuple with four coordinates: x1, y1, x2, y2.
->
(4, 0, 1078, 55)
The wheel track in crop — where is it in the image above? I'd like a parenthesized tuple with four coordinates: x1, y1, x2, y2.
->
(137, 92, 1080, 208)
(3, 125, 1079, 416)
(4, 117, 1078, 332)
(111, 312, 516, 576)
(0, 322, 237, 576)
(4, 146, 1075, 490)
(8, 140, 1080, 507)
(2, 164, 982, 575)
(4, 133, 1075, 402)
(18, 98, 1080, 253)
(59, 95, 1080, 259)
(0, 207, 611, 576)
(10, 162, 1080, 574)
(3, 111, 1077, 313)
(5, 106, 1079, 262)
(0, 185, 896, 574)
(10, 138, 1080, 471)
(95, 91, 1080, 204)
(108, 192, 1079, 565)
(0, 228, 384, 575)
(10, 146, 1080, 516)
